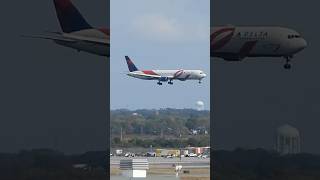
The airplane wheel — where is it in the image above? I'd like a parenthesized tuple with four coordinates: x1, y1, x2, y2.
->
(284, 56, 292, 70)
(157, 82, 162, 85)
(284, 63, 291, 69)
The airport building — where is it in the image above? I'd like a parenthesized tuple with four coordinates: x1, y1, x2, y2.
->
(155, 149, 180, 157)
(154, 147, 210, 157)
(186, 146, 210, 155)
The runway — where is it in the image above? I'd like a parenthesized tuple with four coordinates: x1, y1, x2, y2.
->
(110, 156, 210, 168)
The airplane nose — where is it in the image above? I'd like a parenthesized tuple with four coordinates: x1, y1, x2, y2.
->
(293, 38, 307, 53)
(202, 73, 207, 78)
(301, 38, 307, 49)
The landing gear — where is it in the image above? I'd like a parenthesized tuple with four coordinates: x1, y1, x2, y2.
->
(199, 80, 202, 84)
(157, 81, 162, 85)
(284, 56, 292, 69)
(284, 63, 291, 69)
(168, 80, 173, 85)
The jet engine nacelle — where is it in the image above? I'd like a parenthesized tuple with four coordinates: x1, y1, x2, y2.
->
(222, 55, 244, 61)
(159, 77, 169, 82)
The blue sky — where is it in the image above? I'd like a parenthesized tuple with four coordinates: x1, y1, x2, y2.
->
(110, 0, 210, 110)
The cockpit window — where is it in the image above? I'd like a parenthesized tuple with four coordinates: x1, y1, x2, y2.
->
(288, 34, 301, 39)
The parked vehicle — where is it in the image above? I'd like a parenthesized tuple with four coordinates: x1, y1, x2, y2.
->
(124, 152, 135, 157)
(187, 153, 197, 157)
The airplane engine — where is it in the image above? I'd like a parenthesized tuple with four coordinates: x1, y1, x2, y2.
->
(222, 55, 243, 61)
(159, 77, 169, 82)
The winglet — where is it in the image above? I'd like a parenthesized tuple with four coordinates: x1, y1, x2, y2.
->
(125, 56, 138, 72)
(53, 0, 92, 33)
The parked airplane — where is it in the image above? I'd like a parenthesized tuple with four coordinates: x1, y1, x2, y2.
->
(25, 0, 109, 57)
(125, 56, 206, 85)
(211, 26, 307, 69)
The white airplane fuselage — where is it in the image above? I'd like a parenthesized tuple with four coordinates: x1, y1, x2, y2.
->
(125, 56, 206, 85)
(128, 70, 206, 81)
(211, 26, 307, 61)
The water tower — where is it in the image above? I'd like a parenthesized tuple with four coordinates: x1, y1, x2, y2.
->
(196, 101, 204, 111)
(275, 124, 301, 155)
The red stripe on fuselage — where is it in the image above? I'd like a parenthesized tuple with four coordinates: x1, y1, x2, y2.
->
(98, 28, 110, 36)
(142, 70, 158, 75)
(54, 0, 72, 10)
(173, 70, 183, 78)
(211, 27, 235, 51)
(239, 41, 258, 58)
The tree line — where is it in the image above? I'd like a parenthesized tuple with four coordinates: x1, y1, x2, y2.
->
(214, 148, 320, 180)
(111, 108, 210, 136)
(110, 109, 210, 148)
(0, 149, 107, 180)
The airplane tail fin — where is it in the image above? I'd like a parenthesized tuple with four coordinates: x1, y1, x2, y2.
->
(125, 56, 139, 72)
(53, 0, 92, 33)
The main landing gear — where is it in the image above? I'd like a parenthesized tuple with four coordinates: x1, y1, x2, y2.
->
(168, 80, 173, 85)
(157, 81, 163, 85)
(283, 56, 292, 69)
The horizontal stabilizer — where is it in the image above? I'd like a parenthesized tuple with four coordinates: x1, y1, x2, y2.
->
(21, 34, 76, 42)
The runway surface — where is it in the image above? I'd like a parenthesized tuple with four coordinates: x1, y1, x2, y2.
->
(110, 156, 210, 168)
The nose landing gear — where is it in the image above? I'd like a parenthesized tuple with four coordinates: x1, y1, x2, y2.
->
(284, 56, 292, 69)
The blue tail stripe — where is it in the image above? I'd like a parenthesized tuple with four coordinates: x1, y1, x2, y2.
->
(125, 56, 138, 72)
(54, 0, 92, 33)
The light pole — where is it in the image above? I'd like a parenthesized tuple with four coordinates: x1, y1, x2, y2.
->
(179, 131, 182, 162)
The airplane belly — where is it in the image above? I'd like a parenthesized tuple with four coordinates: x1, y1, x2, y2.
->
(214, 38, 239, 53)
(251, 42, 282, 56)
(213, 40, 283, 59)
(212, 39, 251, 60)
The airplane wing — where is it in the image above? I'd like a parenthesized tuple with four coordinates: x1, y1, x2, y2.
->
(131, 73, 166, 79)
(130, 72, 161, 79)
(142, 74, 175, 81)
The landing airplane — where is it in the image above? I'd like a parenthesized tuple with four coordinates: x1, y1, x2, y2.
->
(25, 0, 109, 57)
(125, 56, 206, 85)
(211, 26, 307, 69)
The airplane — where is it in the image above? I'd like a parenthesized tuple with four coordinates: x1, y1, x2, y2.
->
(24, 0, 109, 57)
(211, 26, 307, 69)
(125, 56, 206, 85)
